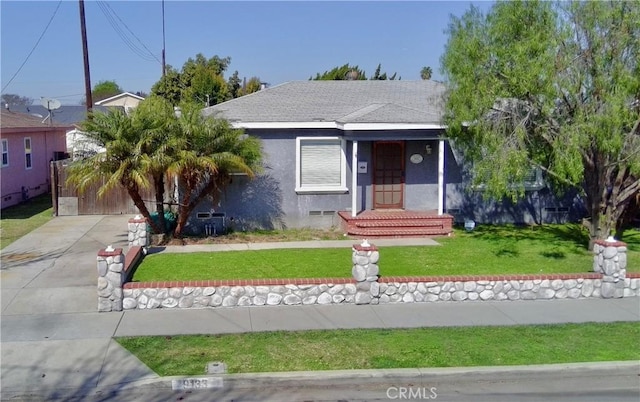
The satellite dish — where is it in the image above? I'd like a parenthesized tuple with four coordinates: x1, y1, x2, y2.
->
(41, 97, 61, 110)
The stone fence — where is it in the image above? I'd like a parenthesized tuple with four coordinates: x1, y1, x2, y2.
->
(98, 219, 639, 312)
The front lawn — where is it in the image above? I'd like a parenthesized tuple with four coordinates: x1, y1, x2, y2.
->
(116, 322, 640, 375)
(132, 224, 640, 281)
(0, 194, 54, 249)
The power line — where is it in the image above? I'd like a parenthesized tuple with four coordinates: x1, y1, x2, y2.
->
(2, 1, 63, 93)
(96, 1, 161, 64)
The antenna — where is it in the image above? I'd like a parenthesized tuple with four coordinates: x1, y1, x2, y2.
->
(41, 97, 61, 125)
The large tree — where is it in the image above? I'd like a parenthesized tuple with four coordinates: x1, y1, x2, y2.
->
(66, 107, 165, 234)
(311, 63, 399, 81)
(441, 0, 640, 247)
(91, 80, 122, 103)
(67, 96, 262, 238)
(1, 93, 32, 107)
(168, 103, 262, 237)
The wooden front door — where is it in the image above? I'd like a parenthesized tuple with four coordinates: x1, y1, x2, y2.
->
(373, 141, 405, 209)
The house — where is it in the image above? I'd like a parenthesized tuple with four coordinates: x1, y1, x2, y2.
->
(195, 80, 585, 237)
(5, 104, 114, 159)
(95, 92, 144, 111)
(0, 108, 70, 209)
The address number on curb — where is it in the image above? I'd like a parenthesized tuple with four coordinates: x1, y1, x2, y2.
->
(172, 377, 223, 390)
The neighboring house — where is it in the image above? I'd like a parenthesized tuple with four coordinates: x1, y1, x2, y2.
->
(195, 80, 584, 237)
(0, 109, 70, 209)
(95, 92, 144, 112)
(6, 104, 113, 159)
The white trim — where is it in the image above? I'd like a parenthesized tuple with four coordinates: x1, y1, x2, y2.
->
(438, 139, 445, 215)
(295, 136, 347, 193)
(230, 121, 446, 131)
(338, 122, 446, 131)
(24, 137, 32, 170)
(1, 138, 8, 167)
(351, 140, 358, 217)
(234, 121, 337, 129)
(95, 92, 145, 105)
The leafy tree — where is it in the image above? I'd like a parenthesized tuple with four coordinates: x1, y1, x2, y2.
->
(92, 80, 122, 103)
(152, 54, 232, 106)
(312, 64, 367, 80)
(371, 63, 397, 80)
(168, 103, 262, 237)
(237, 77, 262, 97)
(420, 66, 432, 80)
(1, 93, 32, 106)
(312, 63, 398, 80)
(441, 0, 640, 247)
(66, 107, 165, 234)
(67, 96, 262, 238)
(227, 71, 242, 99)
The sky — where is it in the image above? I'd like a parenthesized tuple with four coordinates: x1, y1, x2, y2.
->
(1, 1, 494, 105)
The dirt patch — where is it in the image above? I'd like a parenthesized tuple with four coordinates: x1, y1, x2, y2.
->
(153, 228, 354, 246)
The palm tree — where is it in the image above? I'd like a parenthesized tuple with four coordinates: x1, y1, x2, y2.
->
(67, 109, 165, 234)
(420, 66, 433, 80)
(169, 103, 262, 237)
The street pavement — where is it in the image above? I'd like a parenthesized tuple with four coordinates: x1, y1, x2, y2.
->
(1, 215, 639, 401)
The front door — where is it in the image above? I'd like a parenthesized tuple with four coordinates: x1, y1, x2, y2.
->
(373, 141, 405, 209)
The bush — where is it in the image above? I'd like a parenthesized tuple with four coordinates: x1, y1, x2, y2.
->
(150, 211, 177, 234)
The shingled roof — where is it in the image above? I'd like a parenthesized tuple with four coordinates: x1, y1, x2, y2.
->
(203, 80, 446, 129)
(1, 109, 71, 129)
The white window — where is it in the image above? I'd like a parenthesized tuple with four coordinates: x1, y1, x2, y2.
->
(24, 137, 32, 169)
(1, 139, 7, 167)
(295, 137, 347, 193)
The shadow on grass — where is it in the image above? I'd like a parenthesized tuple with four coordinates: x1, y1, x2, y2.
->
(1, 193, 52, 220)
(459, 223, 590, 250)
(541, 250, 566, 259)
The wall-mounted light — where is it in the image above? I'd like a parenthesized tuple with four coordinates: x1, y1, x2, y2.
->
(425, 144, 432, 154)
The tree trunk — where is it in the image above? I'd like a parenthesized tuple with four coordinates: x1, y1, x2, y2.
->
(153, 173, 167, 234)
(124, 181, 164, 235)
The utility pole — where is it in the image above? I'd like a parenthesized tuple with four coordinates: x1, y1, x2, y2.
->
(162, 0, 166, 77)
(79, 0, 92, 113)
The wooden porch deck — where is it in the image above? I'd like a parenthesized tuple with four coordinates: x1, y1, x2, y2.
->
(338, 210, 454, 238)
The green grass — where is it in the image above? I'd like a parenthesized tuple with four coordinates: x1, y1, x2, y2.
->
(116, 322, 640, 376)
(0, 194, 54, 249)
(132, 224, 640, 281)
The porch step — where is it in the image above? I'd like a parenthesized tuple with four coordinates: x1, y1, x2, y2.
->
(347, 227, 451, 237)
(338, 210, 454, 238)
(354, 219, 446, 228)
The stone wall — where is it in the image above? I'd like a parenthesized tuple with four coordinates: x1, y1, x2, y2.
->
(103, 229, 640, 312)
(120, 275, 640, 310)
(128, 215, 150, 248)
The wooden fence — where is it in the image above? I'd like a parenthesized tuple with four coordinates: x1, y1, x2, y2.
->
(51, 160, 158, 216)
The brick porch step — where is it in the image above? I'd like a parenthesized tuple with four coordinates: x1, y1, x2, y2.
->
(347, 227, 451, 237)
(354, 219, 446, 228)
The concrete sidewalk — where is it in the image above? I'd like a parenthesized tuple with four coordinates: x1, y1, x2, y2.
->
(1, 215, 639, 400)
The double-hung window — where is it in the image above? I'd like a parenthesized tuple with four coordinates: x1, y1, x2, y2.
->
(24, 137, 32, 169)
(295, 137, 347, 193)
(1, 139, 8, 167)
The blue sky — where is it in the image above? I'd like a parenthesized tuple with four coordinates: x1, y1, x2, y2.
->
(1, 1, 493, 105)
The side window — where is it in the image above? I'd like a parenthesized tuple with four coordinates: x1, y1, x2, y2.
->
(1, 139, 8, 167)
(24, 137, 32, 169)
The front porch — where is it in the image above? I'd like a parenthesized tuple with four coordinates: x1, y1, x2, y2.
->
(339, 210, 454, 238)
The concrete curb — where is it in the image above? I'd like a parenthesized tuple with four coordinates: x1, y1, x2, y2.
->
(110, 360, 640, 390)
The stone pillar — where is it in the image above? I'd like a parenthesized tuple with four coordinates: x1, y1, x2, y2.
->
(97, 246, 125, 312)
(593, 237, 627, 298)
(352, 240, 380, 305)
(128, 215, 150, 249)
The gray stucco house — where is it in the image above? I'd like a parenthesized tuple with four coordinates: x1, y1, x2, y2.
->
(189, 80, 583, 237)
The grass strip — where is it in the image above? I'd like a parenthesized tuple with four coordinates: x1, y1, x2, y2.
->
(116, 322, 640, 376)
(132, 224, 640, 281)
(0, 194, 53, 249)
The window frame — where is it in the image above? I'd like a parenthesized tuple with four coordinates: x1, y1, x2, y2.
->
(295, 136, 348, 194)
(1, 139, 8, 167)
(24, 137, 32, 169)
